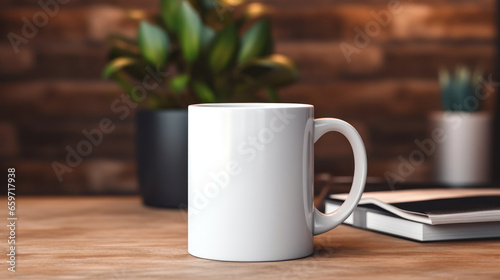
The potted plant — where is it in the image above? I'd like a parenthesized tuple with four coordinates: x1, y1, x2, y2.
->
(430, 66, 491, 186)
(103, 0, 299, 207)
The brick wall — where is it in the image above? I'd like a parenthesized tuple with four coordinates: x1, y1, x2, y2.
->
(0, 0, 496, 194)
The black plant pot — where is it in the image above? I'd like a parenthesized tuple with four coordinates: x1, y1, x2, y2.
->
(136, 109, 188, 208)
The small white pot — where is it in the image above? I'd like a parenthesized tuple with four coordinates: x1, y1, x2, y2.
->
(429, 111, 492, 186)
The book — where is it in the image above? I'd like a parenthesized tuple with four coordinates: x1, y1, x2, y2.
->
(325, 188, 500, 242)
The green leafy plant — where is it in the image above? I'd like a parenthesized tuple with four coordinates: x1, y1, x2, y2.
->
(439, 66, 483, 112)
(103, 0, 299, 109)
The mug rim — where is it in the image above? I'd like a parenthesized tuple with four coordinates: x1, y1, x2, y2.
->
(189, 103, 313, 109)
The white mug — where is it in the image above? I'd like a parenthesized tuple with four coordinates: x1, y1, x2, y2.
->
(188, 103, 367, 261)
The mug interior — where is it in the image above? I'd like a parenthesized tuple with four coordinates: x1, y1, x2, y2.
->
(190, 103, 313, 109)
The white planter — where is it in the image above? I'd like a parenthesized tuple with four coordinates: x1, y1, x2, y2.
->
(429, 112, 492, 186)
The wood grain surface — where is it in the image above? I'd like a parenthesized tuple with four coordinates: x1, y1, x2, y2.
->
(2, 197, 500, 279)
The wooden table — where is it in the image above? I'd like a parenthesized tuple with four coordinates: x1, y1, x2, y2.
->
(3, 197, 500, 279)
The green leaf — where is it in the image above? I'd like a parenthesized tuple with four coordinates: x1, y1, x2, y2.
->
(439, 68, 453, 111)
(192, 81, 216, 102)
(106, 34, 141, 60)
(201, 25, 216, 52)
(237, 18, 273, 65)
(170, 74, 190, 93)
(138, 21, 169, 66)
(208, 25, 239, 72)
(240, 54, 299, 87)
(109, 71, 138, 101)
(161, 0, 181, 31)
(105, 43, 149, 81)
(456, 67, 477, 112)
(102, 57, 140, 79)
(176, 1, 202, 62)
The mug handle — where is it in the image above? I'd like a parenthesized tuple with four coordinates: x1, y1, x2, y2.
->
(313, 118, 367, 235)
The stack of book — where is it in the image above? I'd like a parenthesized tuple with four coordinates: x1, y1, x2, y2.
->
(325, 188, 500, 241)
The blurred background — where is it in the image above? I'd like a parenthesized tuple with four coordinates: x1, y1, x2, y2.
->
(0, 0, 497, 195)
